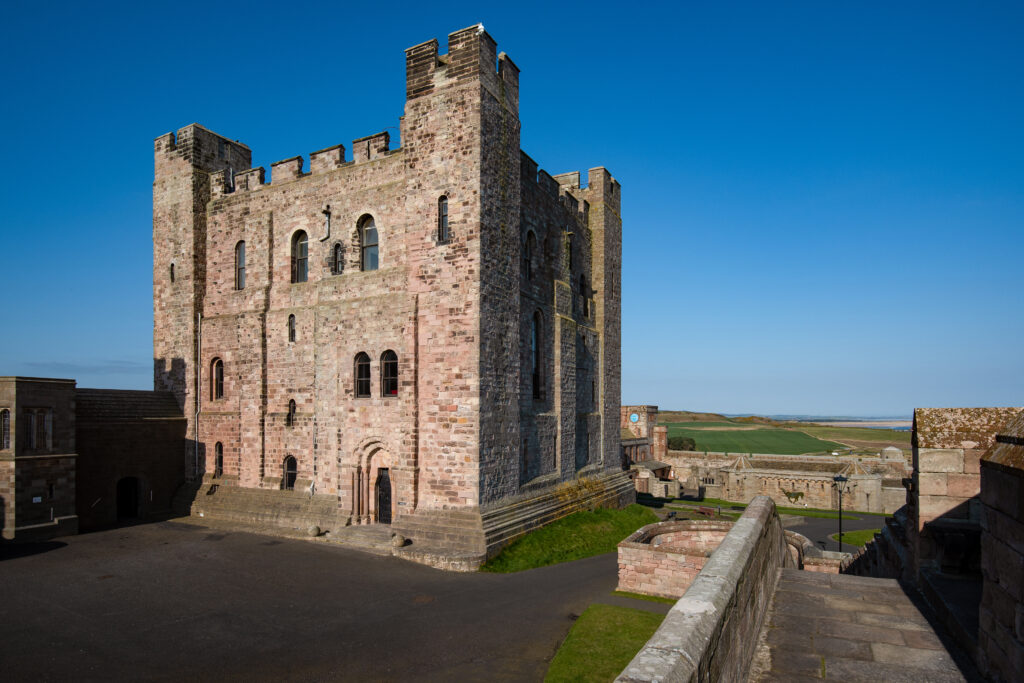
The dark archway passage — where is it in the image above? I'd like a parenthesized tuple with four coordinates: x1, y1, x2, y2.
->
(116, 477, 140, 519)
(375, 468, 391, 524)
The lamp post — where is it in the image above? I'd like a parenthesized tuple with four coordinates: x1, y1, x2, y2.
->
(832, 474, 849, 550)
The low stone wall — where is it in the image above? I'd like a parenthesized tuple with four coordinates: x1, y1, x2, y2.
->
(617, 521, 732, 599)
(618, 496, 792, 682)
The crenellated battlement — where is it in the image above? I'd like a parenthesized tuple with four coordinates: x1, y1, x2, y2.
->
(520, 152, 617, 226)
(405, 24, 519, 112)
(202, 129, 401, 199)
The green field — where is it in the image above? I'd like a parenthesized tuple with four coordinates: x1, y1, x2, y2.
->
(665, 424, 844, 455)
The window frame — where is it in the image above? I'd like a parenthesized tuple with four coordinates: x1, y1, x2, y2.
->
(381, 350, 398, 397)
(437, 196, 449, 243)
(354, 352, 371, 398)
(332, 242, 344, 275)
(283, 455, 297, 490)
(212, 358, 224, 400)
(531, 311, 544, 400)
(0, 408, 8, 450)
(291, 231, 309, 283)
(235, 241, 246, 290)
(360, 217, 379, 272)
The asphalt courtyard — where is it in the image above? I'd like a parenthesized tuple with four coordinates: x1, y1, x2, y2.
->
(0, 521, 622, 682)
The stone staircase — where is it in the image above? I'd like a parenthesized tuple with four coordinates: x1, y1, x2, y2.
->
(173, 480, 350, 533)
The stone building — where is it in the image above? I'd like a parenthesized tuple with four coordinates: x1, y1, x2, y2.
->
(153, 26, 632, 566)
(665, 448, 909, 514)
(0, 377, 185, 540)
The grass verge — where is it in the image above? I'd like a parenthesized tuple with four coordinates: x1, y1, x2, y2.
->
(545, 604, 663, 682)
(480, 504, 659, 573)
(830, 529, 881, 548)
(612, 590, 677, 605)
(687, 498, 889, 519)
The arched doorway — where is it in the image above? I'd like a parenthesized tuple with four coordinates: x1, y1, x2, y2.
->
(117, 477, 139, 519)
(375, 468, 392, 524)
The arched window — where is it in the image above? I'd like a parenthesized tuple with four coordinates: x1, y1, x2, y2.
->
(0, 409, 9, 450)
(354, 352, 371, 397)
(283, 456, 297, 490)
(286, 399, 296, 427)
(579, 274, 589, 317)
(235, 241, 246, 289)
(214, 442, 223, 477)
(332, 242, 344, 275)
(524, 232, 536, 281)
(437, 196, 449, 242)
(288, 314, 296, 342)
(381, 350, 398, 397)
(291, 231, 308, 283)
(531, 311, 543, 400)
(211, 358, 224, 400)
(360, 217, 378, 271)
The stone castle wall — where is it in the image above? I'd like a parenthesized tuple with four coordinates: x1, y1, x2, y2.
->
(151, 26, 626, 560)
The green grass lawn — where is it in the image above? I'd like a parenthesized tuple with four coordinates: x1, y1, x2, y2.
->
(789, 423, 910, 450)
(480, 504, 659, 573)
(664, 420, 755, 429)
(831, 528, 881, 547)
(675, 497, 891, 520)
(664, 424, 844, 455)
(612, 591, 677, 605)
(545, 604, 664, 682)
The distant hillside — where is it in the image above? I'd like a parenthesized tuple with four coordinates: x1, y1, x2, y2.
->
(658, 410, 731, 423)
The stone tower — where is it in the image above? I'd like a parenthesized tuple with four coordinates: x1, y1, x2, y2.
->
(152, 26, 632, 569)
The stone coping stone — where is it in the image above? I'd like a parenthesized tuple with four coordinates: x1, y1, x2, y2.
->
(617, 496, 779, 682)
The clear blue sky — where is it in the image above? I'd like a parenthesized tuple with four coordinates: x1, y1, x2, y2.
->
(1, 1, 1021, 417)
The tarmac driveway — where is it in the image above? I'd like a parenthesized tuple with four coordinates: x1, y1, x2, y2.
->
(0, 521, 618, 682)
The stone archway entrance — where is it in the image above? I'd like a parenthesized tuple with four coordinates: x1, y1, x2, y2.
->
(376, 468, 392, 524)
(117, 477, 139, 520)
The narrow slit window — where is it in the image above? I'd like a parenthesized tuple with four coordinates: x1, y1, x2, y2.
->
(288, 314, 296, 342)
(212, 358, 224, 400)
(0, 409, 8, 449)
(287, 399, 296, 427)
(381, 350, 398, 397)
(524, 232, 536, 281)
(235, 241, 246, 289)
(531, 311, 543, 400)
(332, 242, 344, 275)
(438, 196, 449, 242)
(214, 442, 223, 477)
(291, 231, 308, 283)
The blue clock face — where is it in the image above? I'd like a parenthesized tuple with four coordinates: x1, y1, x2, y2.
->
(630, 413, 639, 423)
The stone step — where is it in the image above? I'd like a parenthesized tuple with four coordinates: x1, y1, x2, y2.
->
(327, 524, 394, 556)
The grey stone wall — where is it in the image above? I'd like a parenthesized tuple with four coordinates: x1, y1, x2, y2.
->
(618, 496, 791, 682)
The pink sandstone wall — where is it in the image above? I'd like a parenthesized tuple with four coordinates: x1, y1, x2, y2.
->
(617, 520, 732, 599)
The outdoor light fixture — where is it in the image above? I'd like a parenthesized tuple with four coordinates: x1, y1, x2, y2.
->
(832, 474, 850, 550)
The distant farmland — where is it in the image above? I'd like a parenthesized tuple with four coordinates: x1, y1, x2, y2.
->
(663, 412, 910, 455)
(667, 424, 843, 455)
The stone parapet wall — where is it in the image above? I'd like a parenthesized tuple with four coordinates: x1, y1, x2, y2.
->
(618, 496, 792, 682)
(617, 521, 732, 599)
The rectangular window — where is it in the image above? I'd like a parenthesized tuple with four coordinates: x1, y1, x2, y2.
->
(438, 197, 449, 242)
(27, 411, 37, 450)
(43, 409, 52, 450)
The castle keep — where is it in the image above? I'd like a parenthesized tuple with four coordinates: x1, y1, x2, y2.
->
(153, 26, 632, 566)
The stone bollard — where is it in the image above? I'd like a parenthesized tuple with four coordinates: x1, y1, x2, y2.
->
(391, 533, 407, 548)
(307, 525, 321, 537)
